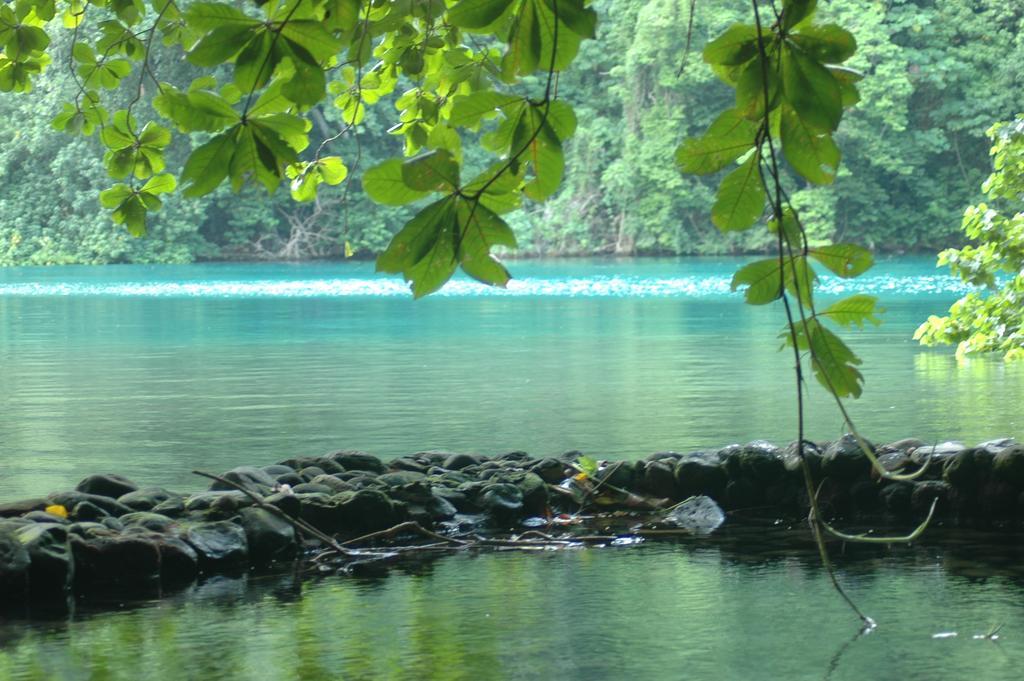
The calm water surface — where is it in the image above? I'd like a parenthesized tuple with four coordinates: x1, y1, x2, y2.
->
(2, 257, 1023, 680)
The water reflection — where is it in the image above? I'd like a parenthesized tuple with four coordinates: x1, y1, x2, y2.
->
(2, 527, 1024, 680)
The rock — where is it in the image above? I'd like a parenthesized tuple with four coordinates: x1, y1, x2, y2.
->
(992, 445, 1024, 487)
(152, 535, 198, 584)
(324, 451, 386, 474)
(239, 507, 296, 566)
(100, 517, 124, 532)
(274, 473, 305, 488)
(120, 512, 176, 533)
(647, 451, 682, 463)
(736, 441, 785, 484)
(208, 466, 276, 494)
(182, 521, 248, 569)
(443, 453, 479, 471)
(297, 466, 327, 482)
(265, 491, 301, 519)
(912, 442, 967, 468)
(389, 457, 429, 474)
(431, 486, 470, 512)
(723, 478, 759, 510)
(478, 483, 524, 522)
(877, 438, 926, 455)
(117, 487, 180, 512)
(597, 461, 637, 490)
(47, 491, 131, 518)
(782, 441, 823, 480)
(530, 458, 567, 484)
(497, 451, 531, 463)
(912, 481, 951, 514)
(152, 496, 186, 517)
(849, 480, 879, 511)
(977, 438, 1016, 455)
(261, 464, 295, 477)
(70, 501, 110, 522)
(71, 533, 161, 586)
(879, 483, 913, 516)
(822, 434, 874, 482)
(674, 453, 727, 499)
(641, 460, 678, 499)
(335, 489, 405, 535)
(513, 472, 549, 516)
(0, 525, 30, 597)
(75, 474, 139, 499)
(387, 482, 457, 523)
(290, 483, 337, 495)
(23, 510, 70, 524)
(310, 475, 354, 493)
(183, 491, 253, 513)
(0, 498, 47, 518)
(15, 523, 74, 596)
(68, 522, 110, 538)
(873, 452, 911, 478)
(943, 449, 989, 489)
(377, 471, 426, 487)
(312, 458, 346, 475)
(664, 495, 726, 534)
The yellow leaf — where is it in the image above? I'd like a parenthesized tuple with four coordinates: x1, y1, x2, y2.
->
(45, 504, 68, 518)
(344, 240, 354, 258)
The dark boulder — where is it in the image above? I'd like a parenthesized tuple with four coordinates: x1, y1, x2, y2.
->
(912, 481, 951, 514)
(16, 523, 74, 596)
(0, 525, 30, 597)
(120, 512, 176, 533)
(310, 475, 355, 493)
(68, 522, 111, 538)
(512, 472, 549, 516)
(70, 501, 110, 522)
(261, 464, 295, 477)
(378, 471, 426, 487)
(47, 491, 131, 518)
(387, 482, 458, 524)
(152, 535, 199, 584)
(297, 466, 327, 482)
(674, 453, 727, 499)
(324, 451, 386, 474)
(389, 457, 429, 474)
(181, 521, 248, 569)
(879, 483, 913, 516)
(208, 466, 276, 494)
(23, 510, 70, 524)
(152, 496, 186, 518)
(877, 438, 926, 455)
(299, 489, 403, 536)
(992, 445, 1024, 487)
(0, 498, 47, 518)
(641, 460, 678, 499)
(530, 458, 567, 484)
(239, 507, 297, 566)
(822, 434, 874, 482)
(736, 441, 786, 485)
(71, 533, 161, 586)
(911, 442, 967, 469)
(265, 491, 301, 519)
(943, 449, 990, 489)
(117, 487, 180, 512)
(478, 483, 524, 523)
(290, 483, 337, 495)
(183, 491, 253, 513)
(782, 441, 823, 481)
(977, 438, 1016, 455)
(443, 453, 480, 471)
(75, 474, 139, 499)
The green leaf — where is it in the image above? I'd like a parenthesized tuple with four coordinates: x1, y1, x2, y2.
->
(703, 24, 759, 66)
(809, 243, 873, 278)
(711, 154, 764, 231)
(781, 46, 842, 133)
(377, 197, 460, 298)
(280, 21, 342, 62)
(181, 131, 235, 197)
(768, 207, 803, 247)
(401, 149, 460, 192)
(456, 199, 517, 286)
(782, 0, 817, 31)
(142, 173, 176, 194)
(780, 105, 839, 184)
(543, 0, 597, 39)
(788, 319, 864, 398)
(449, 91, 523, 127)
(318, 157, 347, 185)
(185, 2, 260, 31)
(448, 0, 515, 31)
(99, 183, 133, 208)
(676, 109, 758, 175)
(731, 258, 783, 305)
(364, 159, 430, 206)
(790, 24, 857, 64)
(188, 24, 255, 66)
(735, 55, 780, 120)
(819, 295, 884, 329)
(576, 455, 599, 477)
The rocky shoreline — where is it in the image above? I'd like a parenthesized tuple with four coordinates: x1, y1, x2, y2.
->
(2, 435, 1022, 609)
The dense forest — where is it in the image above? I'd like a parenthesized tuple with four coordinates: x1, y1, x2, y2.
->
(0, 0, 1021, 265)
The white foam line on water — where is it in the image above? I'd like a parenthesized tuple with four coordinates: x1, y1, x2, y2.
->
(0, 275, 973, 298)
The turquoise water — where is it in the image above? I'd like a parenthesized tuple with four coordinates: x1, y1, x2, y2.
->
(3, 257, 1024, 681)
(0, 257, 1020, 500)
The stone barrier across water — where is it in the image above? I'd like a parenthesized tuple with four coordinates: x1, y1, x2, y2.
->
(1, 435, 1021, 608)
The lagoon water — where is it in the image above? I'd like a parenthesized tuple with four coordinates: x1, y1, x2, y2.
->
(2, 256, 1024, 680)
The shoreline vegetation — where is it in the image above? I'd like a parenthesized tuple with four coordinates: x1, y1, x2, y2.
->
(2, 435, 1021, 612)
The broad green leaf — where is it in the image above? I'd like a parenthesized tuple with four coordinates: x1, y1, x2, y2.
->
(809, 243, 873, 277)
(377, 197, 460, 298)
(731, 258, 783, 305)
(318, 157, 347, 185)
(768, 207, 803, 247)
(545, 100, 577, 139)
(142, 173, 176, 194)
(735, 55, 780, 120)
(447, 0, 515, 31)
(790, 320, 864, 398)
(98, 183, 133, 208)
(543, 0, 598, 39)
(181, 131, 235, 197)
(187, 24, 254, 66)
(711, 154, 765, 231)
(781, 46, 841, 133)
(234, 32, 275, 92)
(819, 295, 884, 328)
(785, 255, 816, 308)
(280, 21, 342, 62)
(790, 24, 857, 64)
(828, 65, 862, 107)
(364, 159, 430, 205)
(457, 200, 515, 287)
(703, 24, 759, 66)
(184, 3, 260, 31)
(780, 105, 839, 184)
(676, 109, 758, 175)
(401, 149, 460, 192)
(782, 0, 817, 31)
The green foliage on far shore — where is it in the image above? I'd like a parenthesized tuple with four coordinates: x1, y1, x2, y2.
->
(0, 0, 1021, 266)
(916, 117, 1024, 361)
